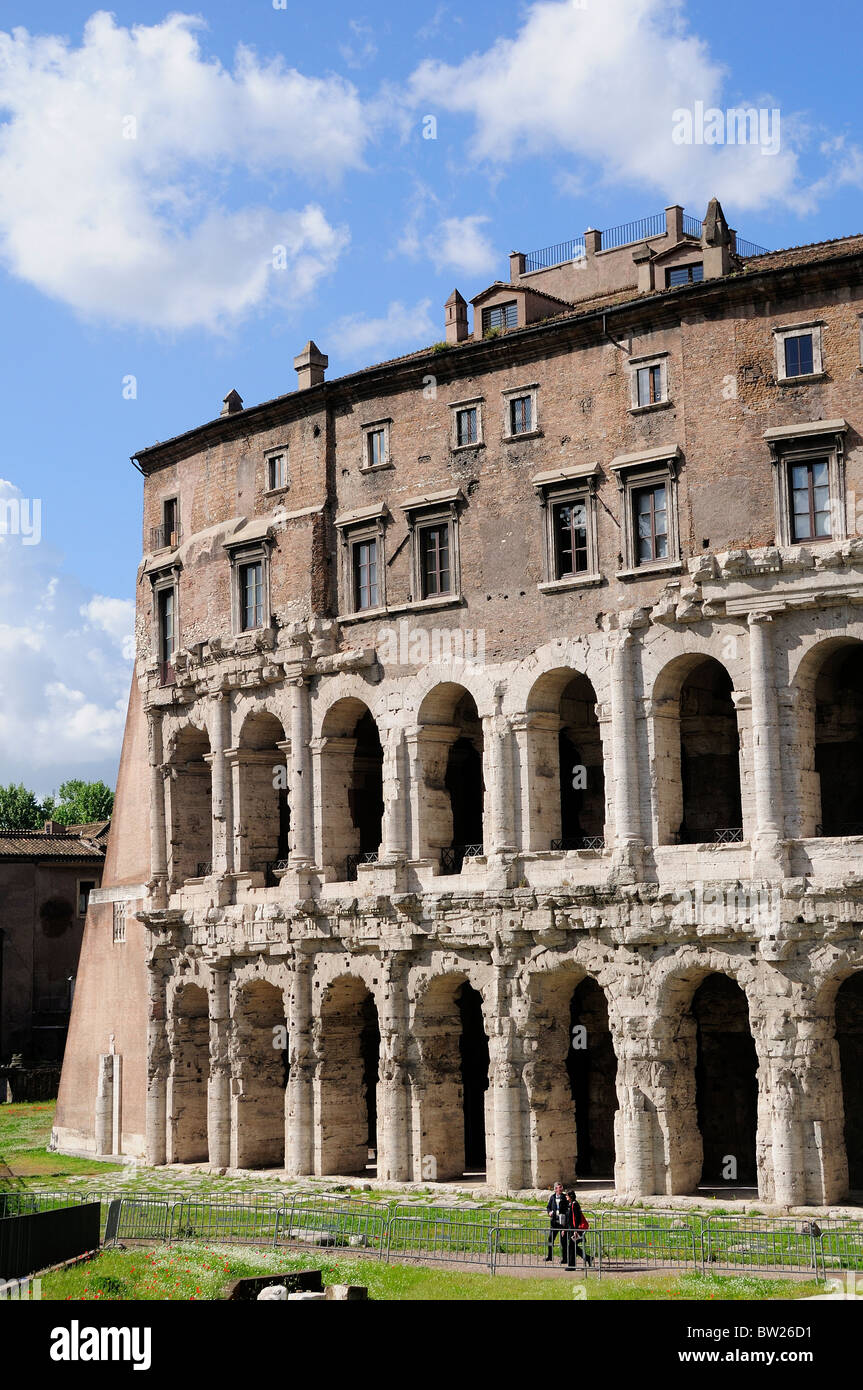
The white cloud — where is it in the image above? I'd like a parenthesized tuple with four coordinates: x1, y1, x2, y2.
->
(329, 298, 438, 361)
(0, 479, 133, 792)
(340, 19, 378, 69)
(396, 184, 499, 278)
(407, 0, 815, 213)
(0, 12, 366, 329)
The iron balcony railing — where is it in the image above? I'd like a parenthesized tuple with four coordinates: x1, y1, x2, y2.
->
(523, 213, 769, 272)
(550, 835, 605, 852)
(735, 236, 770, 258)
(195, 861, 212, 878)
(440, 843, 484, 875)
(524, 237, 586, 272)
(263, 858, 290, 886)
(150, 523, 182, 551)
(600, 212, 667, 249)
(345, 851, 379, 881)
(682, 213, 703, 238)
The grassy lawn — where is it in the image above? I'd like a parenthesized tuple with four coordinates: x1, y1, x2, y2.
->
(0, 1102, 123, 1180)
(40, 1243, 824, 1302)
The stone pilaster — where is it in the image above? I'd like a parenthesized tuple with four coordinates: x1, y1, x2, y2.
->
(376, 956, 411, 1181)
(207, 962, 232, 1170)
(147, 708, 168, 907)
(285, 954, 314, 1176)
(145, 952, 170, 1167)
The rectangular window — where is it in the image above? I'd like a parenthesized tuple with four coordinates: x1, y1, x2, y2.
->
(163, 498, 178, 540)
(784, 333, 814, 378)
(553, 501, 588, 578)
(456, 407, 478, 446)
(239, 561, 264, 630)
(268, 453, 288, 490)
(636, 364, 663, 407)
(420, 523, 451, 598)
(482, 301, 518, 333)
(790, 458, 831, 540)
(352, 537, 379, 610)
(510, 395, 533, 435)
(668, 263, 704, 286)
(367, 428, 387, 469)
(158, 587, 175, 665)
(634, 483, 668, 563)
(112, 901, 126, 945)
(78, 880, 96, 916)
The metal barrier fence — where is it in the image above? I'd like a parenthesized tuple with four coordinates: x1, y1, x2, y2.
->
(8, 1188, 863, 1279)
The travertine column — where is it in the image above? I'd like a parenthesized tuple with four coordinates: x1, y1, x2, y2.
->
(207, 962, 232, 1169)
(285, 954, 314, 1175)
(381, 728, 408, 861)
(145, 952, 170, 1167)
(489, 991, 524, 1191)
(289, 678, 314, 866)
(148, 709, 168, 905)
(747, 613, 785, 856)
(484, 715, 516, 854)
(609, 630, 643, 871)
(377, 957, 411, 1181)
(210, 693, 233, 876)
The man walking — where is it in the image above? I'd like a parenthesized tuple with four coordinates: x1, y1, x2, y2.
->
(545, 1181, 570, 1263)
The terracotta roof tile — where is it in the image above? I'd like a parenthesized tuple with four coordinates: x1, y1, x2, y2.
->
(0, 829, 107, 859)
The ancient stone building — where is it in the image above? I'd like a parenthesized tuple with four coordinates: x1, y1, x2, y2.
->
(54, 199, 863, 1203)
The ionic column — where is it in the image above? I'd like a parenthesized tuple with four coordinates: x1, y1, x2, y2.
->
(289, 679, 314, 866)
(609, 631, 643, 868)
(377, 958, 411, 1181)
(285, 954, 314, 1175)
(210, 693, 233, 876)
(147, 709, 168, 905)
(747, 612, 784, 848)
(484, 714, 516, 855)
(381, 728, 408, 861)
(207, 963, 232, 1169)
(145, 953, 170, 1167)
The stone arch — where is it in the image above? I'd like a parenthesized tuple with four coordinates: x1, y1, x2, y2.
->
(231, 977, 287, 1169)
(652, 653, 742, 845)
(318, 698, 384, 879)
(523, 965, 617, 1188)
(791, 636, 863, 838)
(411, 970, 491, 1181)
(168, 982, 209, 1164)
(659, 963, 758, 1191)
(415, 683, 485, 870)
(234, 710, 290, 875)
(818, 966, 863, 1194)
(315, 974, 380, 1176)
(523, 667, 606, 851)
(165, 723, 212, 883)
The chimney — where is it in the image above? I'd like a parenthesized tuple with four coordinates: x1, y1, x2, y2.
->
(584, 227, 601, 257)
(294, 341, 328, 390)
(509, 251, 526, 279)
(701, 197, 733, 279)
(43, 820, 62, 836)
(665, 205, 684, 242)
(445, 290, 469, 344)
(221, 388, 243, 416)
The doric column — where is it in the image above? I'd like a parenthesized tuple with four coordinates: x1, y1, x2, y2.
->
(289, 678, 314, 866)
(207, 962, 232, 1169)
(747, 612, 784, 848)
(609, 630, 643, 870)
(377, 956, 411, 1181)
(210, 693, 233, 876)
(285, 953, 314, 1175)
(145, 951, 170, 1167)
(489, 987, 524, 1191)
(381, 727, 408, 861)
(147, 708, 168, 905)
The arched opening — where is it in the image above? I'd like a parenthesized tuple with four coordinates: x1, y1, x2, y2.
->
(235, 711, 290, 876)
(524, 969, 617, 1188)
(320, 699, 383, 879)
(232, 980, 287, 1169)
(417, 684, 484, 872)
(414, 974, 490, 1180)
(691, 974, 757, 1187)
(836, 973, 863, 1190)
(814, 645, 863, 836)
(166, 725, 212, 882)
(524, 668, 605, 850)
(169, 984, 209, 1163)
(316, 976, 380, 1175)
(654, 657, 741, 845)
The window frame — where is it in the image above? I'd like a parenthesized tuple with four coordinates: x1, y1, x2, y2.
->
(265, 447, 289, 494)
(764, 421, 848, 547)
(238, 559, 265, 632)
(77, 879, 96, 918)
(611, 446, 682, 576)
(666, 262, 704, 287)
(361, 419, 393, 473)
(401, 489, 465, 607)
(533, 464, 602, 592)
(502, 384, 541, 441)
(225, 535, 273, 635)
(482, 301, 518, 334)
(451, 397, 484, 451)
(335, 503, 388, 618)
(773, 321, 825, 382)
(629, 352, 671, 413)
(148, 564, 181, 680)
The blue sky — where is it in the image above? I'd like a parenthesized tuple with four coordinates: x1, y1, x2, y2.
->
(0, 0, 860, 792)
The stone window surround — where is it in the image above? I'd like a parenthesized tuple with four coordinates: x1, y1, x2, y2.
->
(148, 562, 181, 666)
(154, 495, 180, 550)
(532, 463, 603, 592)
(360, 418, 393, 473)
(764, 418, 848, 548)
(334, 502, 389, 619)
(501, 383, 542, 441)
(450, 396, 485, 451)
(264, 444, 290, 497)
(772, 320, 825, 383)
(224, 533, 274, 635)
(400, 487, 465, 605)
(611, 444, 683, 578)
(627, 351, 672, 413)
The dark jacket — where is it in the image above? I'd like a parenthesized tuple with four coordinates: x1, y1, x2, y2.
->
(547, 1192, 570, 1227)
(566, 1199, 586, 1230)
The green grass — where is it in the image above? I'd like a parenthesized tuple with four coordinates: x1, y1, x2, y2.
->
(0, 1102, 123, 1179)
(40, 1243, 824, 1303)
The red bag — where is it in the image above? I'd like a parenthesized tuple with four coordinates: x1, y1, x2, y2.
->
(577, 1218, 589, 1231)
